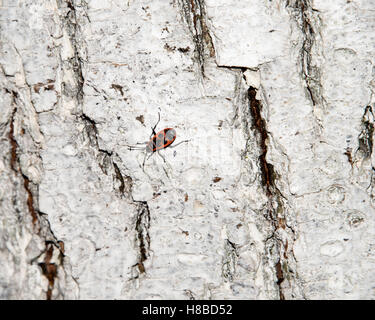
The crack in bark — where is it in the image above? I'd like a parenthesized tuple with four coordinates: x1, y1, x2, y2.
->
(247, 86, 282, 296)
(80, 90, 151, 279)
(357, 105, 374, 159)
(61, 0, 153, 275)
(8, 100, 19, 173)
(5, 84, 69, 299)
(100, 155, 151, 276)
(57, 0, 86, 108)
(9, 128, 65, 298)
(275, 260, 285, 300)
(38, 241, 64, 300)
(64, 0, 130, 198)
(64, 0, 85, 105)
(222, 239, 238, 282)
(81, 113, 99, 149)
(247, 86, 302, 300)
(344, 147, 354, 167)
(2, 0, 88, 299)
(23, 174, 39, 226)
(113, 162, 126, 195)
(80, 112, 136, 200)
(8, 93, 39, 226)
(134, 202, 151, 274)
(178, 0, 215, 76)
(72, 34, 151, 278)
(112, 162, 133, 197)
(186, 44, 303, 296)
(106, 161, 151, 276)
(287, 0, 324, 108)
(248, 87, 276, 197)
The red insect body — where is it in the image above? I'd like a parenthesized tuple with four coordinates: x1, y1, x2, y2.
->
(146, 128, 176, 153)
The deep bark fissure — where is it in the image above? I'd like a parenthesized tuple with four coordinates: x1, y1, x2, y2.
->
(357, 105, 374, 159)
(248, 87, 276, 197)
(63, 0, 85, 105)
(176, 1, 302, 295)
(287, 0, 324, 108)
(19, 0, 91, 299)
(38, 241, 65, 300)
(178, 0, 215, 76)
(134, 202, 151, 274)
(22, 175, 39, 226)
(8, 93, 40, 226)
(62, 1, 132, 200)
(5, 83, 68, 300)
(8, 101, 18, 173)
(247, 86, 300, 300)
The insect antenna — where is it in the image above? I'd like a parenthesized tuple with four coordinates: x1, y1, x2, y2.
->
(141, 109, 161, 171)
(150, 110, 161, 137)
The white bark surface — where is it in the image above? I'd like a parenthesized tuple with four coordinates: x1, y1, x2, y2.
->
(1, 0, 375, 300)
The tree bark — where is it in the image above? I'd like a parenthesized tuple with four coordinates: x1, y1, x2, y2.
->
(1, 0, 374, 299)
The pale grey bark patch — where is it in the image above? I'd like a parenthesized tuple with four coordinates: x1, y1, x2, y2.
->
(1, 0, 375, 300)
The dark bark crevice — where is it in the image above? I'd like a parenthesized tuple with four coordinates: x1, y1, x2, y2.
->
(247, 86, 301, 300)
(248, 87, 276, 197)
(38, 241, 65, 300)
(357, 105, 374, 160)
(286, 0, 324, 108)
(134, 202, 151, 274)
(5, 84, 68, 300)
(7, 92, 40, 226)
(222, 239, 238, 282)
(62, 0, 85, 106)
(178, 0, 215, 76)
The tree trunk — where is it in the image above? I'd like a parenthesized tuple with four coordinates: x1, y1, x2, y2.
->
(1, 0, 374, 299)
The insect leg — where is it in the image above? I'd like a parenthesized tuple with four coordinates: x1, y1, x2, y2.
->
(169, 139, 191, 149)
(141, 151, 150, 170)
(142, 150, 155, 169)
(147, 152, 154, 161)
(126, 141, 149, 151)
(157, 150, 167, 164)
(127, 145, 146, 151)
(156, 150, 172, 179)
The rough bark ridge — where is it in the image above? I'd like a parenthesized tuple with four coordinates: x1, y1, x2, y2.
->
(1, 0, 375, 300)
(1, 19, 76, 298)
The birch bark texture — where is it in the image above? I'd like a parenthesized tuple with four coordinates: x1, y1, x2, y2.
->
(1, 0, 375, 300)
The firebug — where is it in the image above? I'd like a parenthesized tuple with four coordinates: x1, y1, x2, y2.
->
(127, 111, 189, 169)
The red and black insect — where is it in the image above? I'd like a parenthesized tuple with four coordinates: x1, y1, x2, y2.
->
(146, 127, 177, 153)
(127, 112, 189, 169)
